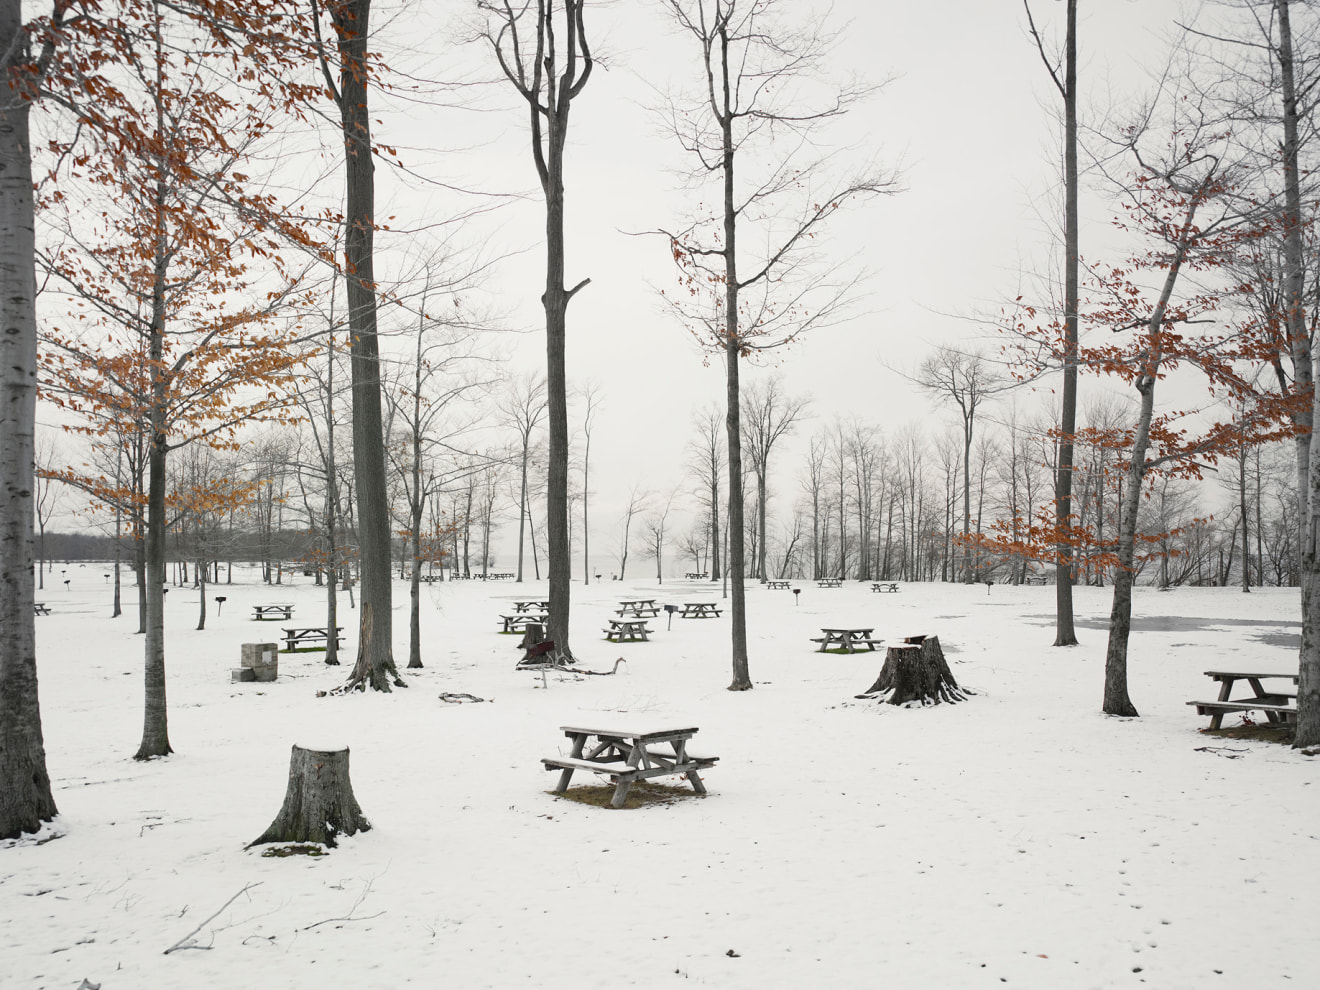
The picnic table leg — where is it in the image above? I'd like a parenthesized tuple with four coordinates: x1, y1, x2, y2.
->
(684, 768, 707, 795)
(553, 767, 575, 794)
(1208, 710, 1226, 730)
(553, 733, 588, 793)
(609, 778, 634, 809)
(1216, 677, 1235, 702)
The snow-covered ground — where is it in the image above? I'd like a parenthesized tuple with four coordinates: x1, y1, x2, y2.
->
(4, 569, 1318, 989)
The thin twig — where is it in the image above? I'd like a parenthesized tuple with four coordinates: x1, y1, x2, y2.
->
(163, 882, 262, 954)
(301, 878, 383, 930)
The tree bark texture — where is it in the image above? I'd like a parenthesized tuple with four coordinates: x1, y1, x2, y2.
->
(716, 25, 751, 690)
(861, 635, 969, 706)
(0, 12, 58, 833)
(249, 745, 371, 848)
(1277, 0, 1320, 746)
(136, 170, 173, 760)
(493, 0, 592, 664)
(1054, 0, 1080, 645)
(332, 0, 399, 692)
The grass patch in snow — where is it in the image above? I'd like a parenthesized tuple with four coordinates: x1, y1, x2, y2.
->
(260, 843, 328, 858)
(549, 780, 700, 810)
(1201, 722, 1294, 745)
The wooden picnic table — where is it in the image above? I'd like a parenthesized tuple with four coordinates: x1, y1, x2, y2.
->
(253, 604, 293, 621)
(603, 617, 652, 643)
(281, 626, 343, 652)
(500, 612, 549, 633)
(513, 600, 551, 613)
(871, 582, 899, 593)
(680, 602, 722, 619)
(617, 599, 660, 617)
(811, 627, 879, 653)
(542, 724, 718, 809)
(1188, 670, 1299, 729)
(817, 578, 844, 588)
(766, 580, 791, 590)
(34, 602, 50, 616)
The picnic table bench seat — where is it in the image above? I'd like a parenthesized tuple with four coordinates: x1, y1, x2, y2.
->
(541, 754, 720, 783)
(680, 603, 721, 618)
(253, 604, 294, 621)
(281, 627, 343, 652)
(1189, 670, 1299, 729)
(500, 613, 548, 633)
(1188, 698, 1296, 722)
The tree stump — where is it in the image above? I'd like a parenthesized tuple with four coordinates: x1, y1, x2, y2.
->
(248, 744, 371, 848)
(859, 635, 970, 706)
(516, 623, 562, 667)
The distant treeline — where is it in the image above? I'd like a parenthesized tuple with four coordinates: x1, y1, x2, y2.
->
(37, 529, 323, 565)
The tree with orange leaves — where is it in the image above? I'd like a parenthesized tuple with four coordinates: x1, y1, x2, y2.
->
(2, 0, 324, 835)
(37, 1, 314, 760)
(976, 101, 1303, 716)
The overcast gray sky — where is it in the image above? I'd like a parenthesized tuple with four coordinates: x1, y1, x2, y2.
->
(372, 0, 1189, 566)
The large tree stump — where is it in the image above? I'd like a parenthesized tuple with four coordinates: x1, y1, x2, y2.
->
(516, 623, 565, 668)
(859, 635, 970, 706)
(248, 744, 371, 848)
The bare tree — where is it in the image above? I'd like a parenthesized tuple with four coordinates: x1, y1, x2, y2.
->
(687, 405, 724, 581)
(481, 0, 593, 664)
(578, 382, 601, 585)
(311, 0, 402, 692)
(659, 0, 898, 690)
(617, 484, 649, 580)
(642, 489, 678, 583)
(33, 435, 65, 593)
(1025, 0, 1083, 645)
(916, 346, 1012, 582)
(291, 301, 349, 665)
(800, 433, 828, 579)
(499, 374, 547, 583)
(741, 378, 810, 582)
(384, 282, 493, 668)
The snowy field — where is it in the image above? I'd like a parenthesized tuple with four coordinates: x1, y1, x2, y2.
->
(4, 568, 1318, 989)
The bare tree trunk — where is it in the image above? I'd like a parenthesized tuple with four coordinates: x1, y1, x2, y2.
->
(112, 481, 124, 618)
(408, 500, 422, 668)
(1052, 0, 1080, 644)
(1276, 0, 1320, 746)
(136, 161, 173, 759)
(0, 18, 58, 833)
(1101, 248, 1190, 717)
(196, 556, 207, 631)
(1027, 0, 1080, 643)
(324, 338, 341, 665)
(1239, 443, 1251, 593)
(756, 470, 768, 582)
(482, 0, 593, 662)
(517, 449, 529, 582)
(326, 0, 400, 692)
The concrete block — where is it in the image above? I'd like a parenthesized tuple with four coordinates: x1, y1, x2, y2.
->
(241, 643, 279, 682)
